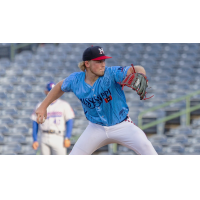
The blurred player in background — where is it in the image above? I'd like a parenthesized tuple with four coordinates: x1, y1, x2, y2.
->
(31, 82, 75, 155)
(35, 46, 157, 155)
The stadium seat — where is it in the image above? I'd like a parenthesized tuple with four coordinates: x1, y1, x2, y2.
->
(1, 108, 18, 117)
(8, 92, 27, 100)
(185, 143, 200, 155)
(27, 92, 46, 100)
(5, 134, 26, 143)
(0, 85, 14, 93)
(164, 143, 185, 154)
(13, 59, 28, 68)
(18, 109, 34, 117)
(148, 135, 169, 146)
(16, 117, 32, 128)
(1, 76, 20, 85)
(0, 58, 11, 68)
(1, 143, 22, 154)
(36, 51, 50, 61)
(192, 119, 200, 129)
(15, 84, 33, 93)
(19, 50, 33, 61)
(28, 60, 45, 68)
(166, 126, 194, 137)
(6, 68, 24, 76)
(0, 126, 10, 135)
(11, 125, 31, 136)
(37, 44, 56, 54)
(0, 117, 14, 127)
(0, 134, 5, 144)
(20, 76, 38, 85)
(0, 68, 6, 76)
(169, 134, 191, 146)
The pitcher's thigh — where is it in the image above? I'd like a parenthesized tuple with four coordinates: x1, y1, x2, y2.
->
(70, 124, 107, 155)
(112, 123, 157, 155)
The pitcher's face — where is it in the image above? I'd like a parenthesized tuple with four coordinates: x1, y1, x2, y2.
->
(86, 60, 106, 76)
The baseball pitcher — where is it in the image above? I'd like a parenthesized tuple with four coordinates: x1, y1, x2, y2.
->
(35, 46, 157, 155)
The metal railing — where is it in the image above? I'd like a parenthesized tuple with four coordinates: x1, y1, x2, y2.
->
(138, 90, 200, 130)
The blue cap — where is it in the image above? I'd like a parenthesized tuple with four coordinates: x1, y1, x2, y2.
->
(46, 82, 55, 91)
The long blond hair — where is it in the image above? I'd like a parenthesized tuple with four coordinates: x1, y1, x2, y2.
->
(78, 61, 86, 72)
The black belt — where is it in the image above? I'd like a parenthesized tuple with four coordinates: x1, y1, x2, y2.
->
(42, 130, 62, 134)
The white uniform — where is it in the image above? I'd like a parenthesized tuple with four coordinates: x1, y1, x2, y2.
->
(31, 99, 75, 155)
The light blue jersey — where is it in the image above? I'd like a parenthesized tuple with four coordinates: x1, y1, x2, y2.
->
(61, 66, 132, 126)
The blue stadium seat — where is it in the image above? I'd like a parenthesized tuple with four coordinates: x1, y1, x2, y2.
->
(151, 75, 171, 83)
(57, 45, 72, 53)
(37, 76, 54, 83)
(5, 100, 23, 109)
(192, 119, 200, 129)
(20, 50, 33, 61)
(0, 151, 17, 155)
(185, 143, 200, 155)
(5, 134, 26, 143)
(13, 59, 28, 68)
(16, 84, 33, 93)
(27, 92, 46, 99)
(22, 100, 40, 108)
(2, 143, 22, 154)
(8, 92, 27, 100)
(16, 118, 32, 128)
(28, 60, 45, 68)
(0, 134, 5, 144)
(24, 136, 33, 144)
(0, 117, 14, 127)
(166, 126, 194, 137)
(20, 145, 36, 155)
(21, 76, 38, 85)
(36, 51, 50, 61)
(0, 68, 6, 76)
(51, 53, 67, 62)
(165, 143, 185, 154)
(0, 58, 11, 68)
(0, 126, 10, 135)
(18, 109, 34, 117)
(167, 85, 190, 93)
(1, 108, 18, 117)
(161, 52, 180, 60)
(11, 125, 31, 136)
(2, 76, 20, 85)
(0, 102, 5, 109)
(149, 135, 169, 146)
(6, 68, 23, 76)
(0, 85, 14, 93)
(158, 60, 177, 68)
(38, 44, 56, 54)
(170, 134, 191, 146)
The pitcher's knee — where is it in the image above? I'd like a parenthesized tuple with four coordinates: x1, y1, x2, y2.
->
(139, 140, 157, 155)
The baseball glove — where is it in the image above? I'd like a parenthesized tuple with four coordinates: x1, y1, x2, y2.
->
(120, 64, 153, 100)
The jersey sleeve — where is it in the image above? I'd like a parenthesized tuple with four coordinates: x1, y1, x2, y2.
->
(61, 73, 78, 92)
(64, 103, 75, 121)
(109, 66, 132, 83)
